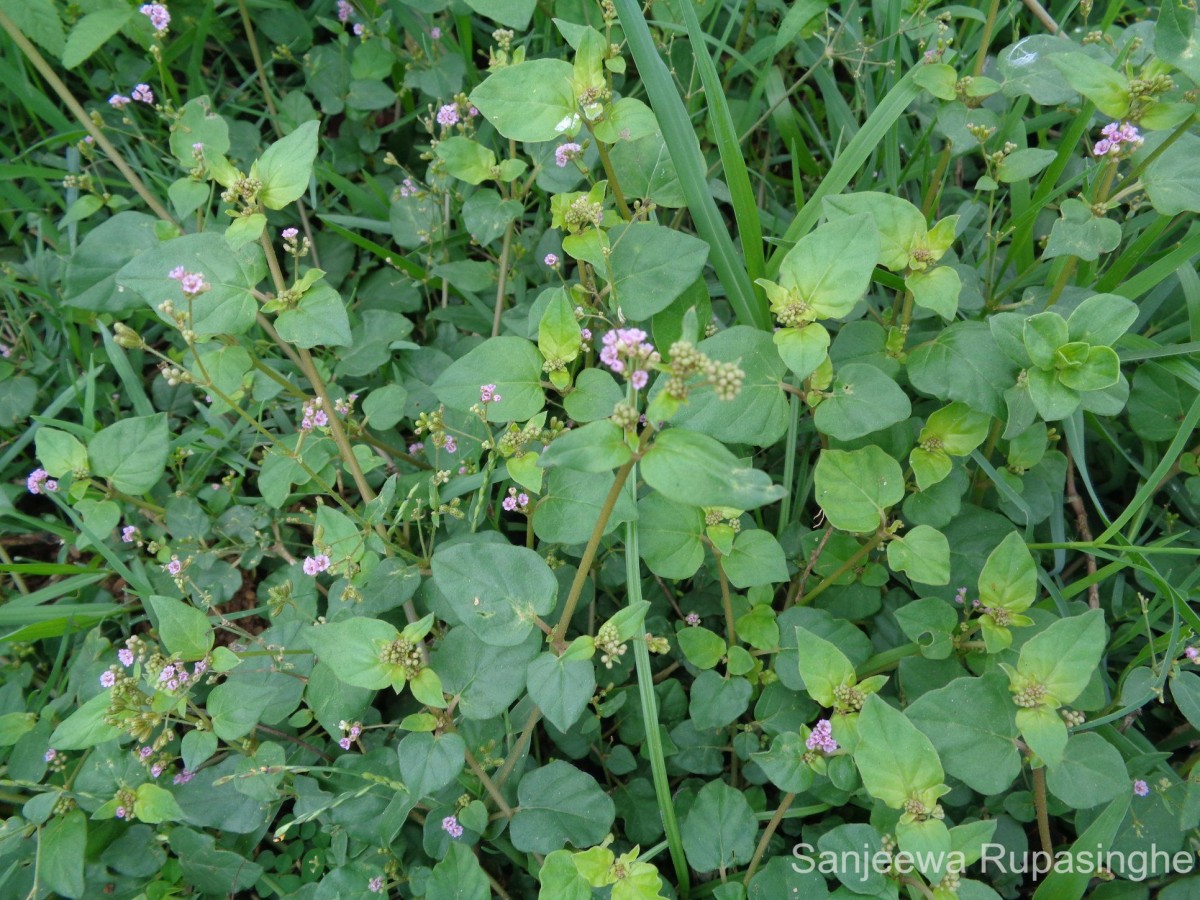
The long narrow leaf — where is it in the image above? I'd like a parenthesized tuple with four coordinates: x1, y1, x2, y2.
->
(612, 0, 767, 330)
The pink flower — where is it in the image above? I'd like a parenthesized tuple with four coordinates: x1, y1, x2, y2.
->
(338, 737, 352, 750)
(685, 612, 700, 627)
(480, 384, 500, 403)
(159, 666, 176, 682)
(353, 22, 365, 36)
(442, 815, 464, 838)
(166, 558, 182, 576)
(501, 488, 529, 512)
(115, 806, 127, 819)
(408, 441, 424, 454)
(140, 746, 154, 759)
(1093, 138, 1115, 157)
(444, 437, 457, 454)
(1186, 647, 1199, 662)
(399, 177, 417, 197)
(430, 27, 441, 39)
(303, 554, 331, 576)
(132, 84, 154, 104)
(580, 328, 591, 341)
(192, 142, 204, 154)
(337, 0, 352, 22)
(100, 670, 116, 688)
(469, 107, 479, 117)
(554, 142, 582, 167)
(631, 370, 648, 390)
(173, 769, 194, 785)
(139, 3, 170, 35)
(805, 719, 839, 754)
(600, 328, 659, 379)
(118, 648, 135, 667)
(151, 763, 163, 778)
(44, 749, 57, 763)
(282, 227, 299, 241)
(168, 266, 186, 281)
(26, 468, 51, 494)
(109, 94, 131, 110)
(436, 104, 459, 126)
(179, 272, 209, 296)
(121, 525, 138, 543)
(0, 343, 10, 358)
(1133, 779, 1149, 797)
(544, 253, 558, 266)
(193, 658, 208, 676)
(1094, 121, 1143, 157)
(313, 410, 329, 427)
(953, 586, 967, 604)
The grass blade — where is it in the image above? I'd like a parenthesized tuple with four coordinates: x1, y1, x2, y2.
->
(612, 0, 767, 330)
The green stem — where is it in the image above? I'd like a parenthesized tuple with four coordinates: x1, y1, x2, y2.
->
(590, 129, 631, 220)
(492, 221, 514, 337)
(625, 471, 690, 898)
(742, 792, 793, 886)
(973, 0, 1003, 76)
(798, 530, 886, 606)
(1032, 765, 1053, 855)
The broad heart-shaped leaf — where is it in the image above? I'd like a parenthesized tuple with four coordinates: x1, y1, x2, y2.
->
(169, 96, 230, 167)
(1067, 293, 1138, 347)
(1142, 127, 1200, 216)
(680, 780, 757, 873)
(274, 283, 351, 348)
(432, 336, 545, 423)
(539, 420, 631, 472)
(464, 0, 538, 31)
(908, 321, 1016, 418)
(723, 529, 788, 587)
(1045, 732, 1128, 809)
(40, 808, 86, 898)
(641, 428, 785, 510)
(1157, 0, 1200, 83)
(907, 673, 1021, 795)
(1050, 53, 1130, 117)
(886, 525, 950, 585)
(63, 212, 160, 312)
(997, 35, 1086, 105)
(35, 428, 88, 478)
(1017, 609, 1107, 706)
(1043, 198, 1122, 261)
(88, 412, 169, 495)
(668, 326, 790, 447)
(397, 732, 466, 798)
(511, 760, 615, 853)
(538, 851, 592, 900)
(814, 363, 911, 441)
(147, 595, 214, 661)
(1016, 704, 1069, 768)
(978, 531, 1037, 612)
(431, 541, 558, 647)
(304, 617, 399, 690)
(813, 446, 904, 533)
(853, 695, 945, 810)
(607, 222, 708, 320)
(1027, 366, 1081, 420)
(906, 265, 961, 319)
(49, 692, 123, 749)
(169, 828, 263, 895)
(794, 625, 855, 707)
(637, 493, 705, 579)
(116, 232, 266, 338)
(255, 120, 320, 210)
(470, 58, 577, 142)
(527, 652, 596, 732)
(896, 818, 952, 882)
(436, 136, 497, 186)
(777, 213, 880, 317)
(823, 192, 925, 272)
(751, 732, 815, 793)
(774, 323, 829, 380)
(134, 783, 185, 824)
(428, 843, 491, 900)
(921, 401, 992, 457)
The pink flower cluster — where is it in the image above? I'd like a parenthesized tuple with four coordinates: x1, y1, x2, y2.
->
(442, 815, 464, 838)
(806, 719, 838, 754)
(132, 83, 155, 104)
(685, 612, 701, 627)
(303, 554, 331, 576)
(121, 525, 138, 543)
(480, 383, 501, 404)
(173, 769, 195, 785)
(100, 670, 117, 688)
(26, 468, 58, 494)
(1094, 121, 1143, 157)
(600, 328, 659, 388)
(368, 876, 384, 893)
(436, 104, 459, 126)
(338, 720, 363, 750)
(119, 647, 135, 667)
(139, 3, 170, 35)
(168, 266, 209, 297)
(501, 487, 529, 512)
(337, 0, 353, 22)
(554, 142, 582, 167)
(1186, 647, 1199, 662)
(158, 663, 192, 692)
(299, 398, 329, 431)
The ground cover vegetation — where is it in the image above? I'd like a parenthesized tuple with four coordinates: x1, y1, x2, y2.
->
(1, 0, 1199, 897)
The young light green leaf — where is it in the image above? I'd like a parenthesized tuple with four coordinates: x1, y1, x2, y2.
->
(470, 59, 577, 142)
(255, 120, 320, 210)
(854, 694, 946, 811)
(147, 595, 215, 661)
(813, 446, 904, 533)
(794, 625, 856, 707)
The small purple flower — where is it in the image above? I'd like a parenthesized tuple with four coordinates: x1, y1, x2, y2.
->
(442, 815, 464, 838)
(109, 94, 131, 110)
(313, 409, 329, 428)
(100, 670, 117, 688)
(501, 488, 529, 513)
(408, 441, 424, 454)
(159, 665, 176, 682)
(166, 558, 182, 576)
(600, 328, 659, 378)
(805, 719, 839, 754)
(179, 272, 209, 297)
(118, 648, 135, 667)
(140, 746, 154, 759)
(953, 586, 967, 605)
(444, 436, 457, 454)
(1133, 779, 1149, 797)
(167, 679, 179, 690)
(1093, 138, 1115, 157)
(399, 177, 417, 197)
(150, 763, 163, 778)
(44, 749, 57, 763)
(554, 142, 582, 167)
(631, 370, 649, 390)
(337, 0, 352, 22)
(173, 769, 194, 785)
(580, 328, 592, 341)
(436, 104, 459, 127)
(368, 876, 384, 893)
(430, 27, 441, 39)
(132, 84, 154, 104)
(193, 658, 208, 676)
(192, 142, 204, 154)
(469, 107, 479, 117)
(338, 737, 352, 750)
(353, 22, 365, 36)
(0, 343, 10, 358)
(1187, 647, 1200, 662)
(281, 227, 299, 241)
(303, 554, 331, 576)
(685, 612, 700, 627)
(121, 525, 138, 543)
(168, 266, 186, 281)
(139, 3, 170, 35)
(115, 806, 127, 819)
(26, 468, 50, 494)
(544, 253, 558, 266)
(480, 384, 500, 403)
